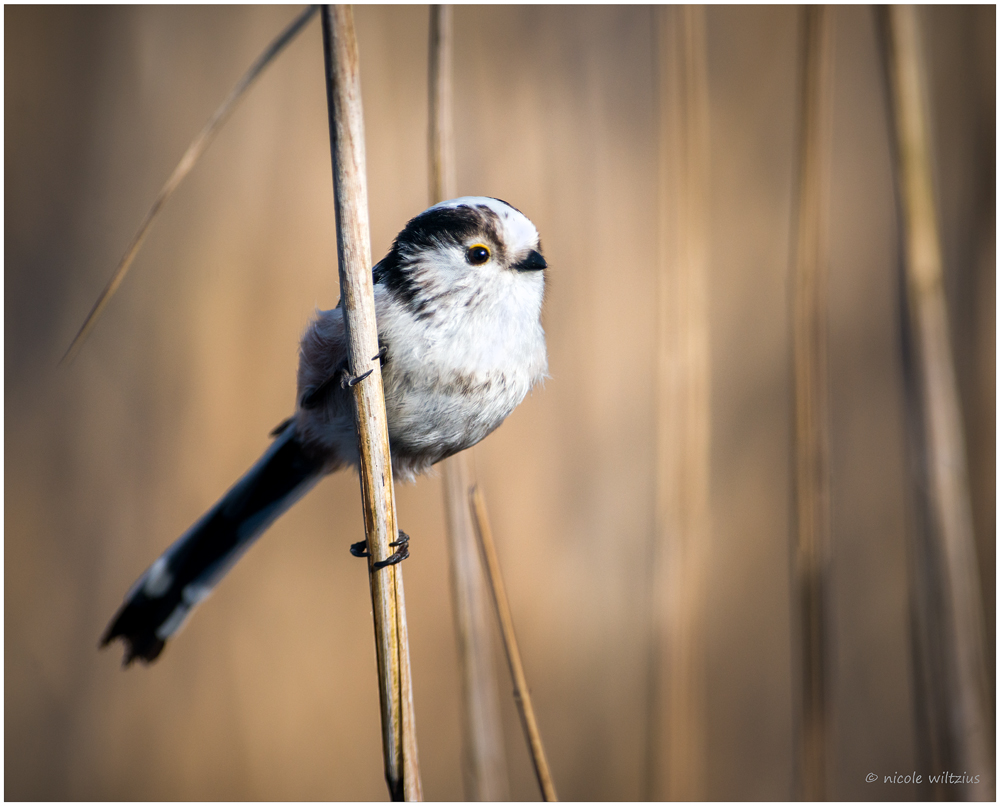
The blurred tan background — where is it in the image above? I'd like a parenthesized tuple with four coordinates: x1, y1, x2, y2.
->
(5, 5, 993, 801)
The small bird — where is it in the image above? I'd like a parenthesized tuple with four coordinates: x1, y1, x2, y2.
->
(101, 197, 548, 665)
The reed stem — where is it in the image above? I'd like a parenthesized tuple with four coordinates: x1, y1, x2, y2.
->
(790, 6, 834, 800)
(429, 5, 510, 800)
(321, 6, 421, 799)
(647, 5, 711, 800)
(428, 5, 457, 205)
(62, 5, 318, 365)
(470, 486, 558, 802)
(878, 5, 993, 800)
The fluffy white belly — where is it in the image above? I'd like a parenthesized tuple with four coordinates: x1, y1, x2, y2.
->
(383, 365, 533, 461)
(373, 283, 548, 476)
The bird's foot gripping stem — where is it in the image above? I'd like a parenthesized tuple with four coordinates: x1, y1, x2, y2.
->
(340, 347, 388, 389)
(350, 530, 410, 570)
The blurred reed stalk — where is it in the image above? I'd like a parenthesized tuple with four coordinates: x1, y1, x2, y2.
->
(877, 5, 993, 801)
(789, 6, 834, 801)
(646, 5, 711, 800)
(428, 5, 457, 204)
(321, 6, 422, 800)
(61, 4, 318, 365)
(428, 5, 511, 801)
(470, 486, 558, 802)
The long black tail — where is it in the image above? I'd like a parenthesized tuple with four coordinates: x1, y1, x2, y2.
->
(101, 424, 324, 665)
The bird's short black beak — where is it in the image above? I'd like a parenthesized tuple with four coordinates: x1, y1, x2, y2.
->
(514, 249, 547, 272)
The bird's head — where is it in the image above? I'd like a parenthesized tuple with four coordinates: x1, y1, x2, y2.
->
(373, 196, 546, 321)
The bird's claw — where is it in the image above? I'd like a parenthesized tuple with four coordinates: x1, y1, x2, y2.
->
(349, 530, 410, 570)
(374, 543, 409, 569)
(340, 348, 387, 389)
(374, 531, 410, 570)
(340, 367, 374, 389)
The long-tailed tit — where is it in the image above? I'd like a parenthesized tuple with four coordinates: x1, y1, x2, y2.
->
(102, 197, 548, 665)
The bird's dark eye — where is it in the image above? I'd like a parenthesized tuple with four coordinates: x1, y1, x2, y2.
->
(466, 244, 491, 265)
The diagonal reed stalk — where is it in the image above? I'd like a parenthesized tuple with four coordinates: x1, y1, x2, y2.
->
(320, 5, 421, 800)
(789, 6, 835, 801)
(645, 5, 711, 801)
(61, 4, 318, 365)
(877, 5, 993, 801)
(470, 486, 558, 802)
(428, 5, 510, 801)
